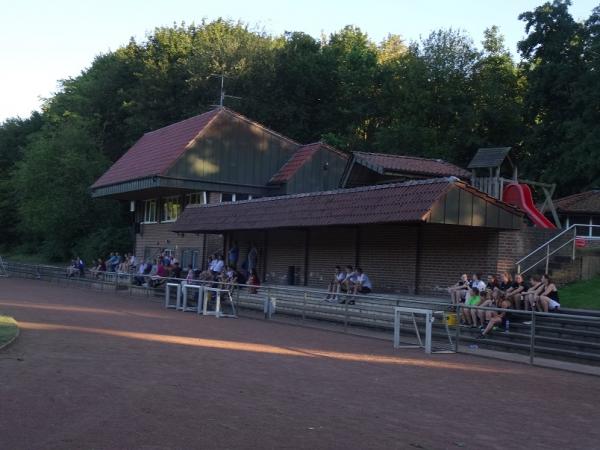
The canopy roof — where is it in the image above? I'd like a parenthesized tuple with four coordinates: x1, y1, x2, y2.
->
(172, 178, 522, 234)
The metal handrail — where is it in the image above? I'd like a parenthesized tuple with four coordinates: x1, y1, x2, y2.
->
(515, 224, 575, 266)
(516, 223, 600, 275)
(3, 259, 449, 308)
(519, 236, 577, 275)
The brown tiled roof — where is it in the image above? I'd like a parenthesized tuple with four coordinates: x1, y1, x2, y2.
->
(172, 178, 519, 233)
(353, 152, 471, 179)
(269, 142, 348, 184)
(92, 109, 221, 188)
(554, 191, 600, 214)
(92, 107, 301, 189)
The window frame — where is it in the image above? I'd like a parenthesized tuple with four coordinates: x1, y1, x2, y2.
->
(185, 191, 207, 206)
(162, 195, 182, 223)
(142, 199, 157, 224)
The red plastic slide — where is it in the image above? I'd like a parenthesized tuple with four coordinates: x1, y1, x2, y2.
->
(502, 183, 556, 229)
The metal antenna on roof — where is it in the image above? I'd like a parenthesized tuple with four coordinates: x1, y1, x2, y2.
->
(209, 73, 242, 107)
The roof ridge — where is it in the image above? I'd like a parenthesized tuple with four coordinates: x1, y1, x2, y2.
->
(354, 151, 454, 165)
(144, 108, 219, 135)
(221, 107, 301, 146)
(304, 141, 349, 158)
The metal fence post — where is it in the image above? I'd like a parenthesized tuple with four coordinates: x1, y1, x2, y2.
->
(302, 291, 307, 321)
(572, 226, 577, 260)
(454, 304, 461, 353)
(529, 309, 536, 365)
(545, 245, 550, 274)
(265, 287, 271, 320)
(344, 299, 349, 332)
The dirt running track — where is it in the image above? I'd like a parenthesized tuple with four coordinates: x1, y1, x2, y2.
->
(0, 279, 598, 450)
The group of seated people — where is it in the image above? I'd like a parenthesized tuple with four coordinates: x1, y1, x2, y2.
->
(90, 252, 138, 278)
(324, 265, 372, 304)
(184, 254, 261, 294)
(448, 271, 560, 338)
(66, 257, 85, 277)
(133, 253, 181, 287)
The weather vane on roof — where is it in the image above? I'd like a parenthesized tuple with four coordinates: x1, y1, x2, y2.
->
(209, 73, 242, 107)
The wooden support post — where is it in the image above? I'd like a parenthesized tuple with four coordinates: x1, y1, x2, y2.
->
(354, 227, 361, 269)
(262, 230, 269, 283)
(303, 229, 310, 286)
(414, 224, 423, 295)
(202, 234, 207, 271)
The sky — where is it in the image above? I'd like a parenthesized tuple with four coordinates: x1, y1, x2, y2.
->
(1, 0, 598, 122)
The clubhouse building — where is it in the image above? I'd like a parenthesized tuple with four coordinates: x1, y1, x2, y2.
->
(92, 107, 548, 295)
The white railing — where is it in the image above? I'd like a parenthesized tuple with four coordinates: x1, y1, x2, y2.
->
(516, 223, 600, 275)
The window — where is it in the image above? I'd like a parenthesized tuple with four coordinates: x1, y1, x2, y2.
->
(221, 193, 253, 203)
(181, 249, 201, 270)
(185, 191, 206, 206)
(143, 199, 157, 223)
(221, 193, 234, 202)
(162, 196, 181, 222)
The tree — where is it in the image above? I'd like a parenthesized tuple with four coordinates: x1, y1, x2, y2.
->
(13, 117, 130, 260)
(517, 0, 587, 193)
(375, 29, 480, 164)
(472, 26, 524, 153)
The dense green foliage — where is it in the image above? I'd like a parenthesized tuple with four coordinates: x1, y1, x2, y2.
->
(1, 2, 599, 262)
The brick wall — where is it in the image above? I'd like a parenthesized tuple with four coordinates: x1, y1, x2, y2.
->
(496, 227, 561, 275)
(358, 225, 418, 293)
(135, 223, 222, 269)
(217, 224, 563, 295)
(307, 227, 357, 287)
(265, 229, 307, 285)
(417, 224, 500, 296)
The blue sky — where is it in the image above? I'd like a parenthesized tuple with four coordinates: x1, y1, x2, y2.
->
(1, 0, 597, 122)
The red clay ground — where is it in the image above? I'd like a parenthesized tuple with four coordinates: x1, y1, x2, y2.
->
(0, 279, 598, 450)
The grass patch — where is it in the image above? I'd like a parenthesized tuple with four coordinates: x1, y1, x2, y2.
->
(0, 316, 18, 348)
(560, 277, 600, 310)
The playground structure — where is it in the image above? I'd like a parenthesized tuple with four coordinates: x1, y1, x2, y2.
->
(468, 147, 560, 228)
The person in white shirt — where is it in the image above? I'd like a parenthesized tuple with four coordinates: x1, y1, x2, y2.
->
(211, 254, 225, 277)
(325, 266, 346, 301)
(129, 254, 137, 271)
(352, 268, 372, 294)
(465, 273, 486, 303)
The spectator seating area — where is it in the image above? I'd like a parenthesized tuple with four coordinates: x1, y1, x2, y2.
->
(3, 258, 600, 366)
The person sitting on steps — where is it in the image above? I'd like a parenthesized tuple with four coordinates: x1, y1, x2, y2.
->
(478, 295, 512, 339)
(462, 287, 483, 328)
(536, 274, 561, 313)
(523, 275, 545, 311)
(506, 274, 528, 310)
(352, 268, 372, 295)
(325, 266, 346, 302)
(448, 274, 469, 306)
